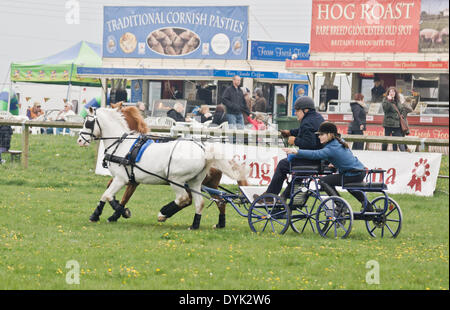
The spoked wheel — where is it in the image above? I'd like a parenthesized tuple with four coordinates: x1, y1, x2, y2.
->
(248, 193, 291, 234)
(366, 196, 402, 238)
(316, 196, 353, 239)
(289, 189, 321, 234)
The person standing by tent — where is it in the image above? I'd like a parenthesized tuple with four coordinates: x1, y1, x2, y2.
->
(0, 125, 13, 164)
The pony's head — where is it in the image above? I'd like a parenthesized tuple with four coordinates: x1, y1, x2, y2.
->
(78, 107, 101, 147)
(228, 159, 250, 186)
(77, 107, 131, 146)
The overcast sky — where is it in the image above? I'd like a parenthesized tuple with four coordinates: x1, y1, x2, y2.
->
(0, 0, 312, 84)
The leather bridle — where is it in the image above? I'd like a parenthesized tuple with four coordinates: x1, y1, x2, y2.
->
(79, 110, 102, 144)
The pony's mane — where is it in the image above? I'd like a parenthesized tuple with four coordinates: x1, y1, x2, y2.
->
(121, 106, 149, 134)
(100, 108, 131, 132)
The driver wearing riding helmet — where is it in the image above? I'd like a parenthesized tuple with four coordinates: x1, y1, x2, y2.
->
(255, 96, 324, 200)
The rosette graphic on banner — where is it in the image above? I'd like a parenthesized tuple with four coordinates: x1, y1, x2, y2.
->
(407, 158, 431, 192)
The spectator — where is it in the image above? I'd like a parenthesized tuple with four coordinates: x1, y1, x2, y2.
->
(247, 113, 266, 131)
(400, 97, 414, 152)
(55, 102, 76, 134)
(381, 87, 405, 152)
(371, 77, 386, 103)
(252, 88, 267, 113)
(198, 105, 212, 123)
(171, 85, 183, 99)
(349, 93, 367, 150)
(56, 102, 76, 121)
(26, 102, 44, 120)
(210, 104, 227, 127)
(167, 102, 188, 122)
(0, 125, 13, 164)
(196, 82, 213, 105)
(242, 87, 252, 125)
(221, 75, 250, 129)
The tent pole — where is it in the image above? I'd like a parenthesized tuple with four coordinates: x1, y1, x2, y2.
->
(66, 62, 75, 102)
(7, 79, 11, 114)
(101, 78, 107, 108)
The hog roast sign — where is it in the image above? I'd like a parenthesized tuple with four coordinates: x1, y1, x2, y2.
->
(310, 0, 449, 53)
(311, 0, 422, 53)
(103, 6, 248, 59)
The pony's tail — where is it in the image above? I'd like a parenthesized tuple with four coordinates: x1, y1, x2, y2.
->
(204, 144, 248, 181)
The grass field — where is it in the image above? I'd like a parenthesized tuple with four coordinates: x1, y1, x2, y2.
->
(0, 134, 448, 290)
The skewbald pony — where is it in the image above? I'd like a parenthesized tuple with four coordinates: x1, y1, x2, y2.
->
(111, 101, 149, 134)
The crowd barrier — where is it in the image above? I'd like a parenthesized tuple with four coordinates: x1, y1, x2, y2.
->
(0, 119, 448, 169)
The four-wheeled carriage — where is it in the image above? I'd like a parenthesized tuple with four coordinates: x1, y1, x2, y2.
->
(202, 164, 402, 239)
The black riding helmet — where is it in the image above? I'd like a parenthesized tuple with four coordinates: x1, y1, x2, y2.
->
(294, 96, 315, 111)
(315, 121, 338, 135)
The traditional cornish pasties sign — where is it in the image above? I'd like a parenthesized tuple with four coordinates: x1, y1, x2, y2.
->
(103, 6, 249, 59)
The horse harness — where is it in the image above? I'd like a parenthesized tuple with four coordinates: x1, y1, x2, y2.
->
(81, 111, 213, 201)
(102, 134, 177, 185)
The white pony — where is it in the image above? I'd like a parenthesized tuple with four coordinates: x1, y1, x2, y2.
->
(77, 107, 245, 229)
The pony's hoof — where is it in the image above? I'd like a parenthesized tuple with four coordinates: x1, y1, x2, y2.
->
(123, 208, 131, 219)
(89, 215, 100, 222)
(188, 225, 199, 230)
(213, 224, 225, 229)
(157, 212, 167, 222)
(107, 215, 119, 222)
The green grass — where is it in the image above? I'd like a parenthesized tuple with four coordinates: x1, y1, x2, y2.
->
(0, 134, 448, 290)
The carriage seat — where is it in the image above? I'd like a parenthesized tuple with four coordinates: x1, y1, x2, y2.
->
(343, 182, 387, 190)
(290, 165, 321, 175)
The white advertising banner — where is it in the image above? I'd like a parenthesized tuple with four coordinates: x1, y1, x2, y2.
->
(218, 147, 442, 197)
(96, 141, 442, 197)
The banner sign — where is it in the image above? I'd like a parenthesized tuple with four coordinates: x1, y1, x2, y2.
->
(130, 80, 143, 103)
(95, 142, 441, 196)
(218, 147, 442, 197)
(250, 41, 310, 61)
(291, 84, 309, 116)
(285, 59, 449, 72)
(103, 6, 248, 59)
(77, 67, 309, 81)
(11, 65, 100, 85)
(310, 0, 422, 53)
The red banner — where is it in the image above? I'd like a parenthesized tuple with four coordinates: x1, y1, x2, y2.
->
(310, 0, 421, 53)
(285, 59, 449, 72)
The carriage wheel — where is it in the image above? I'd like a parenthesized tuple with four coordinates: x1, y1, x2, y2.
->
(316, 196, 353, 239)
(248, 193, 291, 234)
(289, 189, 321, 234)
(365, 196, 402, 238)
